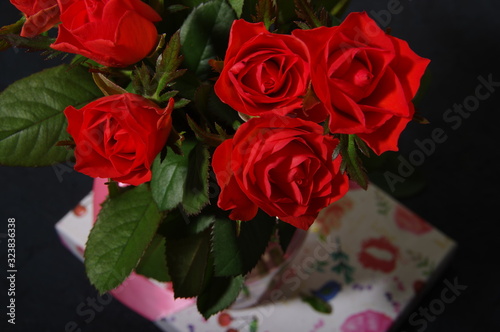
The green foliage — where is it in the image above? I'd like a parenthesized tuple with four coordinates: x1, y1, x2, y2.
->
(0, 17, 24, 51)
(197, 275, 244, 318)
(330, 0, 352, 18)
(84, 185, 163, 293)
(335, 134, 370, 190)
(151, 140, 210, 214)
(0, 65, 102, 166)
(183, 142, 211, 214)
(294, 0, 322, 28)
(254, 0, 277, 29)
(135, 234, 170, 282)
(227, 0, 245, 17)
(0, 34, 55, 52)
(153, 31, 187, 101)
(131, 31, 188, 106)
(212, 211, 276, 276)
(180, 0, 236, 80)
(165, 228, 213, 298)
(0, 0, 429, 321)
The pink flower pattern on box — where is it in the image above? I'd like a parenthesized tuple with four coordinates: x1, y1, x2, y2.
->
(340, 310, 393, 332)
(56, 183, 456, 332)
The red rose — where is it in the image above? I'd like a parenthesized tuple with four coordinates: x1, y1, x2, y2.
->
(212, 115, 349, 230)
(10, 0, 60, 37)
(215, 20, 321, 121)
(51, 0, 161, 67)
(65, 93, 173, 186)
(293, 12, 430, 154)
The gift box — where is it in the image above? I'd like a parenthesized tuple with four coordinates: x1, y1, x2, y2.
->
(55, 184, 456, 332)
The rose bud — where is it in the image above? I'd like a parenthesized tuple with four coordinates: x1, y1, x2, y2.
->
(64, 93, 173, 186)
(51, 0, 161, 67)
(10, 0, 60, 37)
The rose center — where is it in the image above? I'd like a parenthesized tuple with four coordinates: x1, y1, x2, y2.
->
(263, 78, 275, 91)
(343, 60, 373, 88)
(260, 61, 280, 94)
(84, 0, 104, 19)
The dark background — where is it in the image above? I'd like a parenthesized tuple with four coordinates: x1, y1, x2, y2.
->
(1, 0, 499, 331)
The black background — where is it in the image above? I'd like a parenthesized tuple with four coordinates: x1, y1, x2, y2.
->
(1, 0, 499, 331)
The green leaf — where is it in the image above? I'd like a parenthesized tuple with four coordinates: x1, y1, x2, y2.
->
(330, 0, 351, 18)
(149, 0, 165, 14)
(241, 0, 258, 21)
(301, 294, 333, 314)
(0, 17, 24, 51)
(188, 213, 216, 233)
(294, 20, 311, 30)
(92, 72, 128, 96)
(197, 275, 244, 319)
(159, 206, 215, 239)
(174, 98, 191, 108)
(227, 0, 244, 17)
(84, 185, 162, 293)
(135, 234, 170, 282)
(173, 70, 203, 101)
(207, 86, 241, 128)
(180, 0, 236, 79)
(193, 82, 212, 119)
(150, 141, 210, 214)
(153, 31, 187, 99)
(165, 228, 212, 298)
(183, 142, 210, 214)
(150, 142, 194, 211)
(191, 82, 240, 133)
(255, 0, 277, 29)
(186, 114, 225, 147)
(182, 0, 211, 6)
(212, 211, 276, 276)
(354, 135, 371, 157)
(131, 62, 155, 97)
(0, 65, 102, 166)
(275, 0, 296, 31)
(339, 134, 369, 190)
(294, 0, 322, 29)
(167, 4, 189, 13)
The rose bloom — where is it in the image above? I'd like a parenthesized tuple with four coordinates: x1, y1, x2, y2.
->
(215, 20, 322, 121)
(10, 0, 60, 37)
(212, 115, 349, 230)
(293, 12, 430, 154)
(51, 0, 161, 67)
(65, 93, 173, 186)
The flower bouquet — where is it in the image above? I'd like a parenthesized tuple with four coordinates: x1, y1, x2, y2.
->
(0, 0, 429, 319)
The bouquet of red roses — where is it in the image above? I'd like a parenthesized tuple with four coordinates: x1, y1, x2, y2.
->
(0, 0, 429, 317)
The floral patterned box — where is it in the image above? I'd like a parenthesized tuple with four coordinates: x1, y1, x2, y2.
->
(55, 184, 456, 332)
